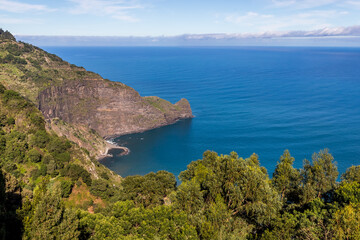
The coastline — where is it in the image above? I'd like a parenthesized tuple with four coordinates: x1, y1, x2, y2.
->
(97, 141, 130, 161)
(96, 117, 193, 161)
(103, 117, 194, 140)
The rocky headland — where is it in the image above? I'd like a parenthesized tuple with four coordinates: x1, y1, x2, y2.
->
(38, 79, 193, 138)
(0, 30, 193, 158)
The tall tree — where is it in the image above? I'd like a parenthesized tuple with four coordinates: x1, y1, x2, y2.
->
(23, 183, 79, 240)
(272, 150, 301, 202)
(341, 166, 360, 183)
(302, 149, 338, 202)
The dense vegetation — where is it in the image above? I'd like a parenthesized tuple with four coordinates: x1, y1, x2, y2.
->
(0, 29, 15, 41)
(0, 29, 102, 104)
(0, 83, 120, 239)
(1, 29, 359, 239)
(1, 80, 360, 239)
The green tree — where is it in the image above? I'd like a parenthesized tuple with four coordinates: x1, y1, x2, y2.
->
(272, 150, 301, 202)
(25, 184, 79, 240)
(79, 202, 198, 240)
(26, 148, 42, 163)
(60, 178, 74, 198)
(302, 149, 338, 202)
(60, 164, 92, 186)
(341, 165, 360, 183)
(178, 151, 281, 231)
(332, 204, 360, 240)
(121, 171, 176, 207)
(335, 181, 360, 205)
(90, 179, 114, 200)
(174, 180, 204, 215)
(30, 130, 49, 149)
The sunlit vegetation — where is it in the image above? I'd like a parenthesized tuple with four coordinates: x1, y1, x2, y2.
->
(1, 82, 360, 239)
(1, 29, 359, 239)
(0, 30, 102, 104)
(0, 83, 120, 239)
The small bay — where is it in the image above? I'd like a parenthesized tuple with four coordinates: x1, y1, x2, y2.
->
(43, 46, 360, 177)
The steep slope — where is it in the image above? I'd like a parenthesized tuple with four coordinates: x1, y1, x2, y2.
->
(0, 29, 193, 140)
(45, 118, 117, 158)
(38, 79, 193, 137)
(0, 82, 121, 199)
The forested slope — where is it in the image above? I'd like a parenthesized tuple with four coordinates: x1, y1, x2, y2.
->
(0, 29, 192, 143)
(0, 84, 121, 239)
(1, 90, 359, 239)
(1, 28, 360, 239)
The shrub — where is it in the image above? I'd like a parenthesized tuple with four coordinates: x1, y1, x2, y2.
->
(3, 162, 17, 173)
(38, 164, 47, 176)
(47, 137, 71, 155)
(90, 179, 114, 199)
(30, 130, 49, 149)
(7, 117, 15, 125)
(26, 149, 42, 163)
(0, 136, 6, 153)
(60, 179, 74, 198)
(61, 164, 92, 186)
(29, 112, 44, 128)
(0, 84, 5, 94)
(5, 44, 22, 56)
(2, 90, 29, 109)
(100, 172, 109, 180)
(54, 152, 71, 163)
(2, 90, 22, 103)
(5, 139, 27, 163)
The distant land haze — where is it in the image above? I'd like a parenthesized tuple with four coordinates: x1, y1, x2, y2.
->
(16, 25, 360, 47)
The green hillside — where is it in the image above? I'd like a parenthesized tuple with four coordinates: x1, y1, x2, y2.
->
(1, 87, 360, 239)
(0, 83, 122, 239)
(0, 29, 193, 147)
(0, 30, 101, 104)
(1, 29, 360, 239)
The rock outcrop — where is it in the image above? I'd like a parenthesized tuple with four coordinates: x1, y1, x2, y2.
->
(38, 79, 193, 138)
(0, 31, 193, 144)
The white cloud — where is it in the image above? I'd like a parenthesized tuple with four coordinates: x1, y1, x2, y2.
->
(0, 0, 54, 13)
(297, 10, 348, 18)
(272, 0, 297, 7)
(272, 0, 339, 9)
(180, 25, 360, 40)
(225, 12, 273, 25)
(224, 10, 348, 32)
(68, 0, 143, 22)
(346, 0, 360, 7)
(0, 15, 41, 24)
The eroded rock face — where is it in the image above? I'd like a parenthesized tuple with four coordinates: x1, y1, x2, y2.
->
(38, 79, 193, 138)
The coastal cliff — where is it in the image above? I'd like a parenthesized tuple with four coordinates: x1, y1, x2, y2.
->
(0, 29, 193, 156)
(38, 79, 193, 138)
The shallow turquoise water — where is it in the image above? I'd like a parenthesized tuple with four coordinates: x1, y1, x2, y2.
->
(43, 46, 360, 177)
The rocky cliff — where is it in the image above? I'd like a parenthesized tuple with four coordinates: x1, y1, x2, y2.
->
(38, 79, 193, 138)
(0, 30, 193, 152)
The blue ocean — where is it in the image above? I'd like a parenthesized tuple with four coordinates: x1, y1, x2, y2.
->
(43, 46, 360, 178)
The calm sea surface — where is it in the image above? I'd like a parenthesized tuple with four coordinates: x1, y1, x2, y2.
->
(43, 46, 360, 178)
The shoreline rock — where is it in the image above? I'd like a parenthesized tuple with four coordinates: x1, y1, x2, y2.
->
(38, 80, 193, 138)
(97, 143, 130, 160)
(0, 35, 193, 163)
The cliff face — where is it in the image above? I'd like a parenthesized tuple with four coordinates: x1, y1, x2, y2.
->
(45, 118, 110, 157)
(38, 79, 193, 138)
(0, 32, 193, 143)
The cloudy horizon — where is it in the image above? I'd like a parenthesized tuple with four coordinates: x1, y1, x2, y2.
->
(2, 0, 360, 46)
(13, 25, 360, 47)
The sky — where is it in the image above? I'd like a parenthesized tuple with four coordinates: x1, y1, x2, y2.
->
(1, 0, 360, 45)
